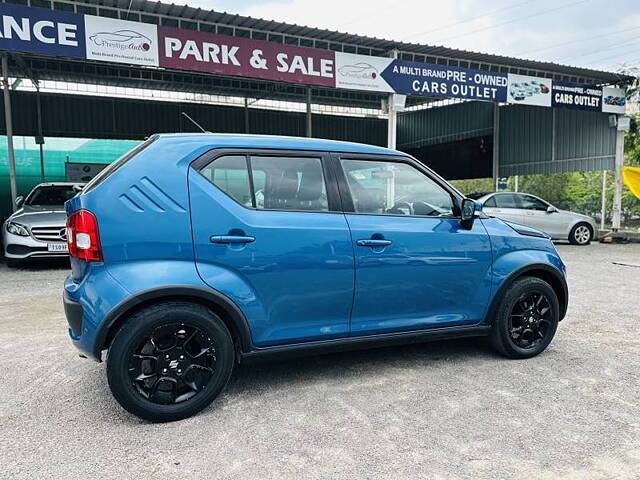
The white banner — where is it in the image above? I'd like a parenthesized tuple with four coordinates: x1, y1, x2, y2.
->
(84, 16, 159, 66)
(507, 73, 552, 107)
(601, 86, 626, 114)
(335, 52, 393, 93)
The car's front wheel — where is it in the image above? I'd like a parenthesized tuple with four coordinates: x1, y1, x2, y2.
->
(490, 277, 559, 359)
(106, 301, 234, 422)
(569, 222, 593, 245)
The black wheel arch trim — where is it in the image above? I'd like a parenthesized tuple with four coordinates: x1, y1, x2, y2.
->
(92, 285, 253, 362)
(484, 263, 568, 325)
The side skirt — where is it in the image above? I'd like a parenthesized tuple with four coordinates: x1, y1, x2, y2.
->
(240, 325, 491, 363)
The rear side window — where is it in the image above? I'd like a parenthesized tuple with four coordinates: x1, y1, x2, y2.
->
(201, 155, 252, 206)
(494, 194, 519, 209)
(519, 195, 548, 211)
(483, 196, 496, 207)
(200, 154, 329, 212)
(251, 156, 328, 211)
(82, 136, 156, 194)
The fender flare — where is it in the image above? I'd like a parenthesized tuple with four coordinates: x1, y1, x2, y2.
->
(92, 285, 253, 361)
(484, 263, 568, 325)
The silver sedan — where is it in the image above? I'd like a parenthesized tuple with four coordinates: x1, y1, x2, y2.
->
(3, 183, 82, 267)
(472, 192, 598, 245)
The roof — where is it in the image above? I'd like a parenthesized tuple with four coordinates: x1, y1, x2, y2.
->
(76, 0, 632, 86)
(154, 133, 399, 155)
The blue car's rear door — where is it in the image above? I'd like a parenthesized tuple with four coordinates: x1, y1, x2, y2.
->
(189, 150, 354, 347)
(334, 154, 492, 335)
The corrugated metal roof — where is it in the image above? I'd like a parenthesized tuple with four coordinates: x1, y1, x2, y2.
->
(70, 0, 633, 85)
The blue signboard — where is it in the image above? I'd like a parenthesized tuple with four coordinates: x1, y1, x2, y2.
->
(0, 3, 85, 58)
(552, 81, 602, 111)
(381, 60, 508, 102)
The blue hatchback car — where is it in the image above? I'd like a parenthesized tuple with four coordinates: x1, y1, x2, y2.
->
(63, 134, 567, 422)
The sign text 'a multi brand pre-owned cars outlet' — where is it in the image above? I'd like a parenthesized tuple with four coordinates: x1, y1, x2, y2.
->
(0, 3, 626, 113)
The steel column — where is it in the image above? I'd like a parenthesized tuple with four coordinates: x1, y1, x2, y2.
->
(611, 128, 624, 231)
(306, 87, 312, 137)
(492, 103, 500, 191)
(2, 55, 18, 212)
(36, 84, 45, 183)
(600, 170, 607, 231)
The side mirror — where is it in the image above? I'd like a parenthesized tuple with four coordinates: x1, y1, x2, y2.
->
(15, 196, 24, 208)
(460, 198, 476, 228)
(546, 206, 557, 213)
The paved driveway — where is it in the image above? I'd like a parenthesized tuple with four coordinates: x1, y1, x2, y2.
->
(1, 243, 639, 479)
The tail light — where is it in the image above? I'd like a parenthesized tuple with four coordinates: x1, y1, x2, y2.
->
(66, 210, 103, 262)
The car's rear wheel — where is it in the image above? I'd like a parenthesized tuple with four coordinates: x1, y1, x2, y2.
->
(490, 277, 559, 359)
(569, 222, 592, 245)
(107, 301, 234, 422)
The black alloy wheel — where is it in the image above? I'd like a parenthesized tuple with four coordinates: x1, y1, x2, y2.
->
(128, 323, 217, 405)
(490, 277, 560, 359)
(507, 291, 553, 350)
(107, 302, 234, 422)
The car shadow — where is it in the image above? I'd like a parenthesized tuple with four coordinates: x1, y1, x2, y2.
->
(223, 336, 496, 398)
(2, 257, 70, 270)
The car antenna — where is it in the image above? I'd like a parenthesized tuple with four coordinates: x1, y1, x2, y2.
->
(181, 112, 207, 133)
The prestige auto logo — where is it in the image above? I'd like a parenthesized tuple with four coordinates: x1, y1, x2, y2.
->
(89, 29, 152, 51)
(338, 62, 378, 80)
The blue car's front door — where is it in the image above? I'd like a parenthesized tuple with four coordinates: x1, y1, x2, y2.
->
(337, 156, 493, 335)
(189, 151, 354, 347)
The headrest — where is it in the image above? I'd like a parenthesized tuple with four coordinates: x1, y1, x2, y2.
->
(296, 162, 324, 201)
(271, 168, 298, 201)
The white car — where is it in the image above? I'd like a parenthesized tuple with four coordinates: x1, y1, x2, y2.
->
(471, 192, 598, 245)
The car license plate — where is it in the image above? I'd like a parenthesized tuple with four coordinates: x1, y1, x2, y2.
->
(47, 243, 68, 252)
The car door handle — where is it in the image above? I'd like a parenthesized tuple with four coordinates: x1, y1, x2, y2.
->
(210, 235, 255, 244)
(356, 239, 392, 247)
(525, 212, 535, 216)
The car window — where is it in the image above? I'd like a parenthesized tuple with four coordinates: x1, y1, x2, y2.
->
(493, 194, 519, 209)
(483, 196, 497, 207)
(201, 155, 252, 206)
(341, 159, 453, 216)
(519, 195, 548, 211)
(250, 156, 328, 211)
(26, 186, 78, 206)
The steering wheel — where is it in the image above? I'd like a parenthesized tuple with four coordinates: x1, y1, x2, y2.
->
(387, 201, 413, 215)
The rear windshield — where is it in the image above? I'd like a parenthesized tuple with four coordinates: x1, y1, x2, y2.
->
(81, 136, 156, 194)
(26, 185, 77, 206)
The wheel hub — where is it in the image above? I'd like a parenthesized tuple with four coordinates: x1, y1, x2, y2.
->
(508, 292, 552, 350)
(127, 323, 217, 404)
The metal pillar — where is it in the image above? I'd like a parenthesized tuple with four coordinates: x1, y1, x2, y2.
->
(244, 97, 250, 133)
(514, 175, 519, 192)
(492, 103, 500, 191)
(2, 54, 18, 212)
(305, 87, 312, 138)
(386, 50, 399, 149)
(612, 128, 625, 231)
(387, 102, 397, 149)
(600, 170, 607, 231)
(36, 84, 45, 183)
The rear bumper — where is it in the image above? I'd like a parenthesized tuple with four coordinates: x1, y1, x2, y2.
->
(63, 292, 83, 338)
(63, 266, 131, 361)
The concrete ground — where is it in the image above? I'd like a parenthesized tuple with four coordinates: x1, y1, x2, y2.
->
(1, 243, 639, 480)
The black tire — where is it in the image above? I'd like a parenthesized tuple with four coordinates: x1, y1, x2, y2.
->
(107, 301, 234, 422)
(490, 277, 559, 359)
(568, 222, 592, 245)
(5, 258, 23, 268)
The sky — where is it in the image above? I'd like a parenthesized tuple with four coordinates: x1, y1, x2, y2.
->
(169, 0, 640, 72)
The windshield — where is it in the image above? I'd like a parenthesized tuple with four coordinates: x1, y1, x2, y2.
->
(25, 186, 78, 206)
